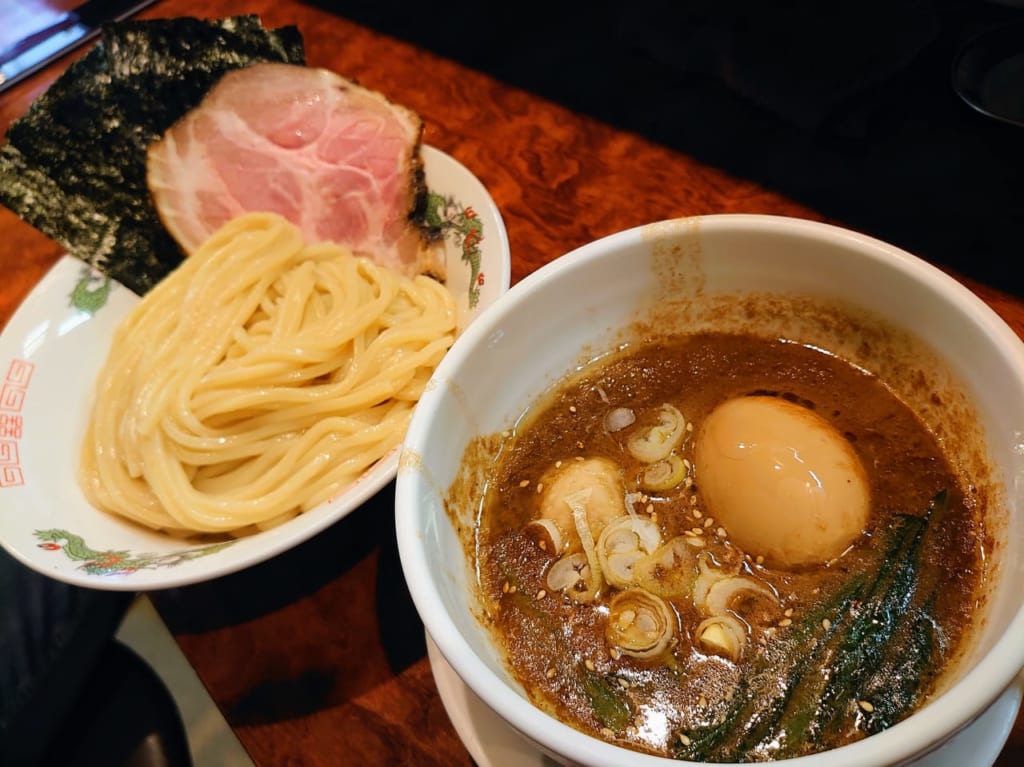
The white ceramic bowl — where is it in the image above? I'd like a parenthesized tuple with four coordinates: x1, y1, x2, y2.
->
(0, 146, 510, 590)
(395, 214, 1024, 766)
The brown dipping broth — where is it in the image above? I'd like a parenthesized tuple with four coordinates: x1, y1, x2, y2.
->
(473, 331, 987, 761)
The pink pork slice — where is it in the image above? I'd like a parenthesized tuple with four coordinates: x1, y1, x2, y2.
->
(146, 62, 443, 278)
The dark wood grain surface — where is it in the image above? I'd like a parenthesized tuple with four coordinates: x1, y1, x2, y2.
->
(1, 1, 1022, 765)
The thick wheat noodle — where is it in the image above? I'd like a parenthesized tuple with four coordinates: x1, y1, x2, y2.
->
(79, 212, 457, 535)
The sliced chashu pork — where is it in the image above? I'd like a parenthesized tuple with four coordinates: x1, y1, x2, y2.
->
(146, 62, 443, 279)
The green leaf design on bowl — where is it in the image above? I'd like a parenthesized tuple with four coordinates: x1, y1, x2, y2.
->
(34, 528, 236, 576)
(426, 190, 485, 309)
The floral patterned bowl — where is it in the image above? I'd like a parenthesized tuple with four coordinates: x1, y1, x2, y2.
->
(0, 146, 510, 589)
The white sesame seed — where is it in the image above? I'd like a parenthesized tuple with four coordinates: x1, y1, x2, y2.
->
(859, 700, 875, 713)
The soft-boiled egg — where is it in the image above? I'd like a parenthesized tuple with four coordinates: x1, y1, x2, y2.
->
(693, 396, 869, 568)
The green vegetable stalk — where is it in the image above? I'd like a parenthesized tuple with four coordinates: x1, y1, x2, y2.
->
(675, 490, 948, 761)
(500, 569, 635, 733)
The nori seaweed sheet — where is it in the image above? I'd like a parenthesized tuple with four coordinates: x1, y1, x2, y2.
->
(0, 15, 305, 295)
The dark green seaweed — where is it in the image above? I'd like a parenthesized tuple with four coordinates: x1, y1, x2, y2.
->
(0, 16, 305, 296)
(674, 491, 948, 762)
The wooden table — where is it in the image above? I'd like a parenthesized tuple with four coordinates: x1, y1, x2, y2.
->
(1, 1, 1022, 765)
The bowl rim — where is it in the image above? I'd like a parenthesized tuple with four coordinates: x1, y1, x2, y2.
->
(395, 213, 1024, 766)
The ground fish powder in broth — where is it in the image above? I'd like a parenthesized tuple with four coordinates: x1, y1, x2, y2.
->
(473, 331, 988, 762)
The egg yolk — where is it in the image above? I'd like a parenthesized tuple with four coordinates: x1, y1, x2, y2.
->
(693, 396, 869, 568)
